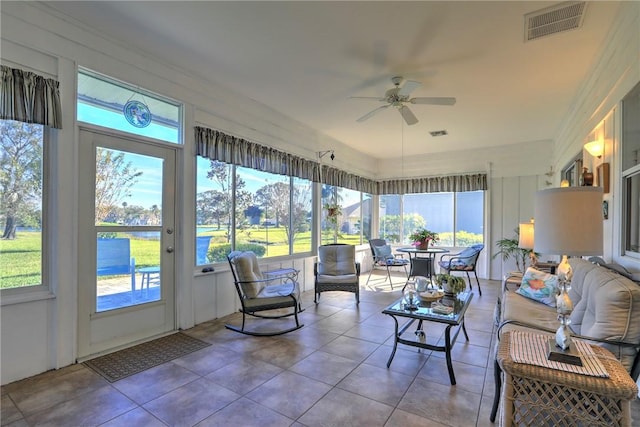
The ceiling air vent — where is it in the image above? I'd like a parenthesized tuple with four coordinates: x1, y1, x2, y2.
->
(429, 130, 448, 137)
(524, 1, 587, 42)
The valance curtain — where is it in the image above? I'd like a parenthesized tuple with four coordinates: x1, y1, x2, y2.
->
(195, 126, 320, 182)
(378, 173, 487, 194)
(1, 65, 62, 129)
(195, 126, 486, 195)
(321, 165, 378, 195)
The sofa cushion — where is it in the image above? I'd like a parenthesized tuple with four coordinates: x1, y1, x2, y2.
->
(516, 267, 559, 307)
(567, 258, 599, 314)
(501, 290, 559, 333)
(373, 244, 392, 260)
(572, 265, 640, 370)
(232, 251, 265, 298)
(318, 244, 356, 275)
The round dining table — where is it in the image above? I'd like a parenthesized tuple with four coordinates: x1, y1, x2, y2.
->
(396, 247, 450, 281)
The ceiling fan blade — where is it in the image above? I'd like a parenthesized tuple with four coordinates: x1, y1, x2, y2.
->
(349, 96, 387, 102)
(410, 97, 457, 106)
(357, 105, 390, 122)
(399, 106, 419, 126)
(397, 80, 422, 97)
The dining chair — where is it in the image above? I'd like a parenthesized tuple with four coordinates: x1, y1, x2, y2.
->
(366, 238, 409, 289)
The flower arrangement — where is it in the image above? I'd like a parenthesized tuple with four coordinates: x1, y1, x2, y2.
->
(408, 228, 440, 248)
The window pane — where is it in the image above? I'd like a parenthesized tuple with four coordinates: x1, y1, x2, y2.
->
(404, 193, 454, 245)
(379, 194, 401, 243)
(321, 184, 338, 245)
(292, 177, 312, 254)
(622, 82, 640, 172)
(0, 120, 44, 289)
(95, 148, 163, 226)
(77, 69, 182, 144)
(196, 159, 232, 264)
(362, 193, 373, 242)
(337, 188, 361, 245)
(236, 167, 290, 258)
(455, 191, 484, 246)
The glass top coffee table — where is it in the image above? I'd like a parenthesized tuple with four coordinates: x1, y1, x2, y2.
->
(382, 291, 473, 385)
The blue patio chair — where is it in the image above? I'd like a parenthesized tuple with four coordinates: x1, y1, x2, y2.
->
(96, 238, 136, 293)
(438, 244, 484, 295)
(196, 236, 213, 265)
(366, 239, 409, 289)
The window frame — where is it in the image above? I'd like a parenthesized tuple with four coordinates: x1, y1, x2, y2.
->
(381, 191, 485, 247)
(621, 81, 640, 259)
(0, 121, 51, 298)
(195, 161, 315, 265)
(77, 68, 184, 145)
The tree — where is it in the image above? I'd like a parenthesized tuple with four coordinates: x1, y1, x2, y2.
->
(0, 121, 43, 239)
(197, 160, 251, 242)
(255, 182, 289, 227)
(95, 148, 142, 223)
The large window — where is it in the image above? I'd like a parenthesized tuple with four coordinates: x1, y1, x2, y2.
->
(0, 120, 47, 290)
(379, 194, 401, 243)
(77, 69, 182, 144)
(380, 191, 484, 247)
(321, 185, 371, 245)
(196, 159, 313, 263)
(622, 81, 640, 257)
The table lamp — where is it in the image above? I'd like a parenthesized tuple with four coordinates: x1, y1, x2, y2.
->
(518, 219, 537, 267)
(534, 187, 603, 364)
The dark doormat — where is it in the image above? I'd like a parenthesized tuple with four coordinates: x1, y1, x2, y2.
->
(84, 332, 211, 382)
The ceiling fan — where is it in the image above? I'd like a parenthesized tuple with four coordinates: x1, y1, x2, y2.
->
(350, 76, 456, 125)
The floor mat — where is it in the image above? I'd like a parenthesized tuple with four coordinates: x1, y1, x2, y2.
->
(84, 332, 211, 382)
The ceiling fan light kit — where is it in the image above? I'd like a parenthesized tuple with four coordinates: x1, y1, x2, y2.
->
(351, 76, 456, 125)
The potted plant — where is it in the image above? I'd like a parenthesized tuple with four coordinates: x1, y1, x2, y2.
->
(493, 227, 537, 274)
(323, 203, 342, 226)
(435, 273, 467, 296)
(409, 228, 440, 249)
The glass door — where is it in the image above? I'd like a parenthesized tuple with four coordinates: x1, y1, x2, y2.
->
(78, 129, 176, 359)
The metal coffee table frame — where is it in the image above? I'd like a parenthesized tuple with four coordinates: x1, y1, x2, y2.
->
(382, 291, 473, 385)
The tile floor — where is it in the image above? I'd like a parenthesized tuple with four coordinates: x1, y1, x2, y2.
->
(2, 275, 639, 426)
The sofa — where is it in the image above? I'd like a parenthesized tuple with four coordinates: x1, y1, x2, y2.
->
(497, 258, 640, 380)
(491, 258, 640, 423)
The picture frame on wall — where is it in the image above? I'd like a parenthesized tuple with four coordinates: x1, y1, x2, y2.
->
(596, 162, 610, 193)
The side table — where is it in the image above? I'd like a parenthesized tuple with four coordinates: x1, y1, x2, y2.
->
(493, 331, 638, 426)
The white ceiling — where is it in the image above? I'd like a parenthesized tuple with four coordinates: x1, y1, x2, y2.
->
(43, 1, 620, 160)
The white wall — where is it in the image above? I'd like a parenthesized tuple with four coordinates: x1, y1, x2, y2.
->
(1, 1, 638, 385)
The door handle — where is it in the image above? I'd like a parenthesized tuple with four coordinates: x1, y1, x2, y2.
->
(166, 246, 174, 253)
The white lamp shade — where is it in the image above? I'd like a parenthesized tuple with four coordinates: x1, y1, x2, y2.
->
(518, 222, 535, 250)
(534, 187, 603, 256)
(584, 140, 604, 158)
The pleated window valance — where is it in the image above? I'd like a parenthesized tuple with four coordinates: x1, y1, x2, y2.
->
(195, 126, 320, 182)
(195, 126, 486, 194)
(377, 173, 487, 195)
(1, 65, 62, 129)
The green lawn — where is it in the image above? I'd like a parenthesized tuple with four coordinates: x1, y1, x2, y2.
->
(0, 232, 42, 288)
(0, 227, 365, 289)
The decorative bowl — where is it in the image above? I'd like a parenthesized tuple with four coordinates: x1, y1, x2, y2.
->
(418, 289, 444, 303)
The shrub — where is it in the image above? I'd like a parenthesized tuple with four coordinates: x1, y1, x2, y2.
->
(208, 243, 266, 263)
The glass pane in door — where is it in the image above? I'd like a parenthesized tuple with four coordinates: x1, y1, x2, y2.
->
(95, 148, 164, 312)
